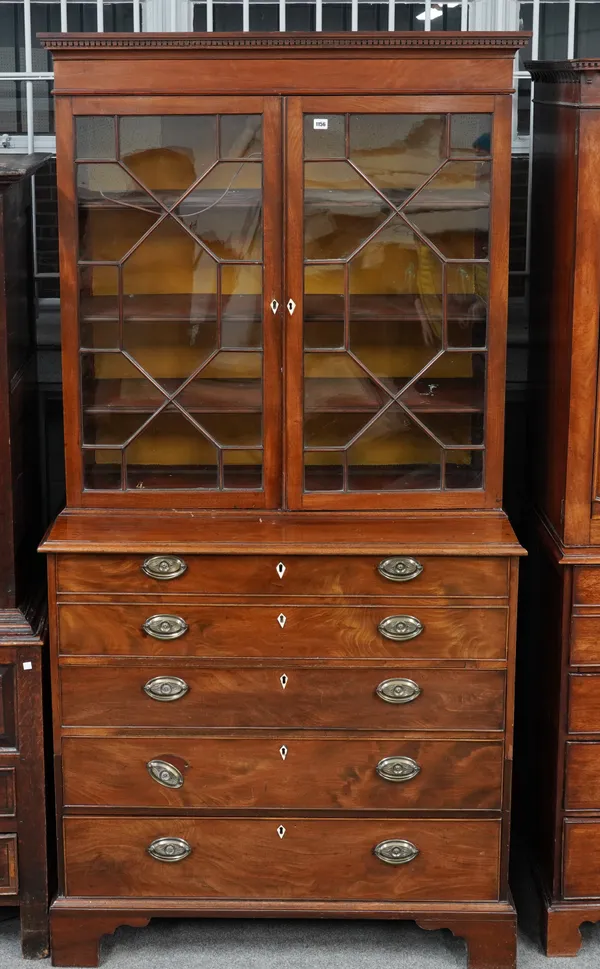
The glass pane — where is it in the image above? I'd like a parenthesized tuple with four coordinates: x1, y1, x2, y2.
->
(176, 162, 262, 261)
(517, 79, 531, 139)
(445, 449, 483, 490)
(301, 111, 490, 497)
(76, 117, 116, 160)
(119, 116, 217, 192)
(222, 265, 262, 348)
(404, 160, 490, 259)
(447, 264, 488, 348)
(576, 2, 600, 57)
(349, 114, 447, 205)
(304, 265, 345, 349)
(539, 3, 569, 60)
(220, 115, 262, 159)
(83, 449, 121, 490)
(125, 410, 218, 490)
(347, 406, 442, 491)
(304, 453, 344, 491)
(223, 449, 263, 490)
(304, 115, 346, 159)
(78, 113, 265, 495)
(304, 161, 392, 260)
(450, 115, 492, 157)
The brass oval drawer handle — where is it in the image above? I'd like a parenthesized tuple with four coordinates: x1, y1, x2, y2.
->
(143, 675, 189, 702)
(143, 615, 189, 641)
(147, 759, 184, 789)
(377, 557, 423, 583)
(376, 678, 421, 704)
(375, 756, 421, 783)
(147, 837, 191, 863)
(378, 615, 423, 642)
(373, 839, 419, 866)
(142, 555, 187, 581)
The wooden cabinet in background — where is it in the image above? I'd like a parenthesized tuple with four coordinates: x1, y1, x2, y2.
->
(527, 58, 600, 956)
(39, 30, 526, 969)
(0, 155, 50, 957)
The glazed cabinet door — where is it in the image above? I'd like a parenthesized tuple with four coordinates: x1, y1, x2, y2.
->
(59, 97, 282, 508)
(285, 96, 511, 510)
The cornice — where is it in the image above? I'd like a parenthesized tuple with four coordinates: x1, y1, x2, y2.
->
(39, 31, 529, 55)
(527, 59, 600, 82)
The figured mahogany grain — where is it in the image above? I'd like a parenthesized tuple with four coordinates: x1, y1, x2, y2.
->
(0, 833, 17, 895)
(573, 568, 600, 605)
(564, 742, 600, 809)
(58, 603, 508, 660)
(570, 616, 600, 664)
(56, 554, 509, 598)
(59, 665, 506, 731)
(568, 674, 600, 732)
(563, 820, 600, 898)
(61, 737, 504, 811)
(62, 816, 501, 901)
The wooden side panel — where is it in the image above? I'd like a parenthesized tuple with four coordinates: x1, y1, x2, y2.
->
(62, 817, 501, 901)
(568, 674, 600, 733)
(0, 665, 16, 748)
(0, 834, 18, 896)
(0, 768, 15, 817)
(564, 743, 600, 809)
(563, 821, 600, 898)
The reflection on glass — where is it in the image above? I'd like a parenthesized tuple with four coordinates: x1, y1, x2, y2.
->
(445, 449, 483, 489)
(347, 407, 442, 491)
(350, 114, 446, 205)
(223, 449, 263, 490)
(76, 117, 116, 160)
(404, 160, 490, 259)
(450, 115, 492, 157)
(304, 453, 344, 491)
(176, 162, 262, 261)
(304, 265, 345, 349)
(447, 264, 488, 348)
(78, 113, 265, 493)
(304, 161, 392, 260)
(304, 115, 346, 159)
(220, 115, 262, 158)
(125, 410, 218, 490)
(301, 111, 490, 495)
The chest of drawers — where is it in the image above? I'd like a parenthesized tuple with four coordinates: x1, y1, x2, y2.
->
(41, 513, 523, 969)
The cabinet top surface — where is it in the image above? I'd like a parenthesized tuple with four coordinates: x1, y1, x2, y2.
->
(40, 510, 523, 555)
(39, 30, 529, 55)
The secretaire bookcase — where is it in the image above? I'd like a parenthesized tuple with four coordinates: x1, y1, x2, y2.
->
(39, 31, 526, 969)
(527, 59, 600, 956)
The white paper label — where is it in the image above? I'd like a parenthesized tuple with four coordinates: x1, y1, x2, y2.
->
(313, 118, 328, 130)
(22, 662, 32, 671)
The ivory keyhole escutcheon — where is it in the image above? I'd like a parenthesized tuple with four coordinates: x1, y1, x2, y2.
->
(277, 613, 287, 628)
(280, 674, 288, 689)
(279, 745, 288, 761)
(276, 562, 286, 579)
(277, 826, 286, 839)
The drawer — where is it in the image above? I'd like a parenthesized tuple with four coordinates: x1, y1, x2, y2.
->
(58, 604, 508, 660)
(0, 768, 15, 816)
(568, 674, 600, 732)
(574, 568, 600, 605)
(563, 820, 600, 898)
(62, 737, 504, 811)
(60, 666, 505, 731)
(571, 616, 600, 665)
(0, 665, 15, 747)
(63, 817, 501, 901)
(565, 743, 600, 809)
(56, 554, 508, 598)
(0, 834, 18, 896)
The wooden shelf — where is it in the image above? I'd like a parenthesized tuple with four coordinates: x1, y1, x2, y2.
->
(304, 461, 482, 493)
(78, 188, 261, 210)
(85, 464, 263, 491)
(83, 376, 483, 416)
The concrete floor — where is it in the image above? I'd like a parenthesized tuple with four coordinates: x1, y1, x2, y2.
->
(2, 908, 600, 969)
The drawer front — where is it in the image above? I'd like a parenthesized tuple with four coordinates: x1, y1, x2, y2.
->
(563, 821, 600, 898)
(63, 817, 500, 901)
(568, 674, 600, 732)
(0, 834, 18, 896)
(58, 604, 508, 660)
(0, 768, 16, 817)
(565, 743, 600, 809)
(62, 738, 504, 811)
(0, 666, 16, 747)
(57, 554, 508, 598)
(571, 616, 600, 665)
(574, 568, 600, 605)
(60, 666, 505, 731)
